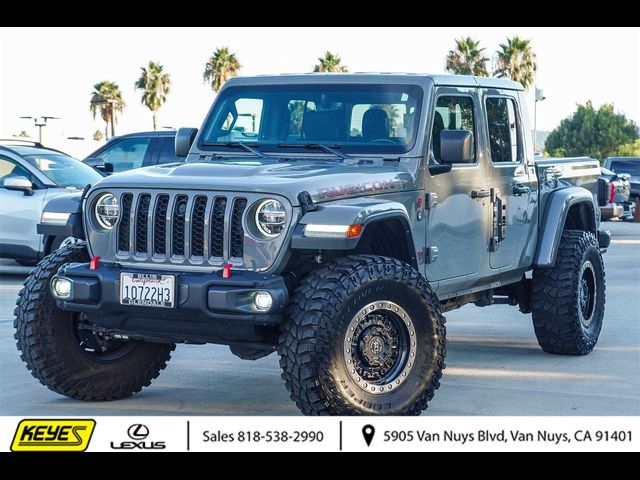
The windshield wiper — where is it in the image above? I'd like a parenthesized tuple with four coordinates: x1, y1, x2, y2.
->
(202, 141, 267, 159)
(277, 143, 354, 161)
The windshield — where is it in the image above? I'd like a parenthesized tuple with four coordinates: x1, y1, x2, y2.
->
(199, 84, 424, 155)
(610, 159, 640, 177)
(24, 154, 103, 188)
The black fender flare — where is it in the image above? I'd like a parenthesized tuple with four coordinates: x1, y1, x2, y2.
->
(37, 191, 85, 244)
(533, 187, 597, 267)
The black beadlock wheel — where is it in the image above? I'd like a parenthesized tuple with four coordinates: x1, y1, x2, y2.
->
(14, 242, 175, 401)
(278, 255, 446, 416)
(532, 230, 606, 355)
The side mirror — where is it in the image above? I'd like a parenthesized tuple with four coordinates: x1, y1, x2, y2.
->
(84, 158, 113, 174)
(175, 128, 198, 157)
(3, 176, 34, 196)
(440, 130, 474, 165)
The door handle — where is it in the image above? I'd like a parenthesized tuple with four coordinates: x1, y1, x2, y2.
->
(471, 189, 491, 199)
(512, 184, 531, 196)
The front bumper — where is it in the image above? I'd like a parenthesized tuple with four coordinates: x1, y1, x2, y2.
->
(52, 262, 288, 346)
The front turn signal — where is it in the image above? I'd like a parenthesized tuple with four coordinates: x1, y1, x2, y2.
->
(346, 224, 363, 238)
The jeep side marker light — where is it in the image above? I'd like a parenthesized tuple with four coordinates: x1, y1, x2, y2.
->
(304, 224, 363, 239)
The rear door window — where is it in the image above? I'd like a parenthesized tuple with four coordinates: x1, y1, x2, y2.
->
(610, 160, 640, 176)
(486, 97, 521, 164)
(98, 137, 152, 173)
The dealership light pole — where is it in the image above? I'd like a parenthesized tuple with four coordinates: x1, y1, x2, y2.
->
(534, 88, 546, 153)
(19, 116, 60, 144)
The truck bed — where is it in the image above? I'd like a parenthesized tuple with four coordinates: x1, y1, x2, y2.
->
(535, 157, 601, 225)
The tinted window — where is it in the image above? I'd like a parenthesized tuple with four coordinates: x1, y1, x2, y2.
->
(432, 96, 475, 163)
(0, 157, 32, 185)
(486, 97, 521, 163)
(199, 84, 423, 155)
(158, 137, 180, 165)
(24, 154, 102, 188)
(99, 138, 151, 173)
(610, 160, 640, 176)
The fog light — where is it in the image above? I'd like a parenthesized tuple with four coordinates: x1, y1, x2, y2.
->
(254, 291, 273, 311)
(52, 278, 72, 299)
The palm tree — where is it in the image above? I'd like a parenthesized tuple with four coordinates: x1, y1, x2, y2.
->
(135, 61, 171, 130)
(203, 47, 241, 93)
(445, 37, 489, 77)
(313, 51, 348, 73)
(494, 36, 537, 91)
(90, 81, 125, 139)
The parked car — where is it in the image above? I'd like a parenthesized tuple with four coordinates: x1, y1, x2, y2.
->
(28, 74, 609, 416)
(0, 140, 103, 265)
(84, 131, 181, 174)
(604, 157, 640, 200)
(598, 167, 633, 220)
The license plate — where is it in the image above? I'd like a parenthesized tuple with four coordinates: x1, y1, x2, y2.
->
(120, 273, 175, 309)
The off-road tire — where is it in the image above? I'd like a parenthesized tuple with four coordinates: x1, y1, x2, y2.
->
(278, 255, 446, 416)
(532, 230, 606, 355)
(14, 242, 175, 401)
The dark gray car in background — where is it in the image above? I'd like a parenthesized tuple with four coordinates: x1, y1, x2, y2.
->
(605, 157, 640, 200)
(84, 131, 181, 174)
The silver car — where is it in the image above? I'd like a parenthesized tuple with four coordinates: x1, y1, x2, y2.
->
(0, 140, 102, 265)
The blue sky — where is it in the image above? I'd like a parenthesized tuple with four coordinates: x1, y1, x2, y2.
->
(1, 27, 638, 155)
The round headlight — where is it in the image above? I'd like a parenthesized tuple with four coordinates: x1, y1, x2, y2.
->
(255, 199, 287, 238)
(94, 193, 119, 230)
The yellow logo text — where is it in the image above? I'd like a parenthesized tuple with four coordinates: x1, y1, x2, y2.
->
(11, 419, 95, 452)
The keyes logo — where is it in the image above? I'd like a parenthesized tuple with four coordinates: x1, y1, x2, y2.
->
(11, 419, 95, 452)
(110, 424, 166, 450)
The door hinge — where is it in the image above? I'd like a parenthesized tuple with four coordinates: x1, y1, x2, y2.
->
(427, 246, 439, 264)
(490, 188, 507, 253)
(426, 193, 439, 210)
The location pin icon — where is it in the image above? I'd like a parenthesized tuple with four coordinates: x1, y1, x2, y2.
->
(362, 425, 375, 446)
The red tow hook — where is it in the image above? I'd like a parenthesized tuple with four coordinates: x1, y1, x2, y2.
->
(222, 263, 233, 279)
(90, 256, 101, 270)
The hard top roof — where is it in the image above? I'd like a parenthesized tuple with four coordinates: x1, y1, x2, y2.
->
(225, 73, 524, 91)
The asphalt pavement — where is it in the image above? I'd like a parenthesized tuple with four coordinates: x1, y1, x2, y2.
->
(1, 222, 638, 416)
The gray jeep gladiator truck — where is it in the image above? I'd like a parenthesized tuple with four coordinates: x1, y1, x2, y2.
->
(18, 74, 610, 416)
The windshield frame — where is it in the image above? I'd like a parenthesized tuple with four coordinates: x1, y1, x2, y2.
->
(23, 153, 103, 189)
(197, 83, 425, 156)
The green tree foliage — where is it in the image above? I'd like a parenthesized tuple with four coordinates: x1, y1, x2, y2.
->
(494, 36, 537, 91)
(545, 102, 639, 160)
(90, 81, 125, 140)
(616, 139, 640, 157)
(203, 47, 241, 94)
(445, 37, 489, 77)
(135, 61, 171, 130)
(313, 52, 348, 73)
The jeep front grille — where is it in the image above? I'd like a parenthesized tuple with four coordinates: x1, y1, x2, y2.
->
(117, 192, 248, 263)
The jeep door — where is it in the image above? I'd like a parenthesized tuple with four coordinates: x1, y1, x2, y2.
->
(425, 88, 489, 291)
(482, 90, 537, 271)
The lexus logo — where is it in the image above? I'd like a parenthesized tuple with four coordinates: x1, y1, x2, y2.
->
(111, 424, 165, 450)
(127, 424, 149, 440)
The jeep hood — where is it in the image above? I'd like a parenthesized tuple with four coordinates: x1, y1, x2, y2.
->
(91, 159, 417, 206)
